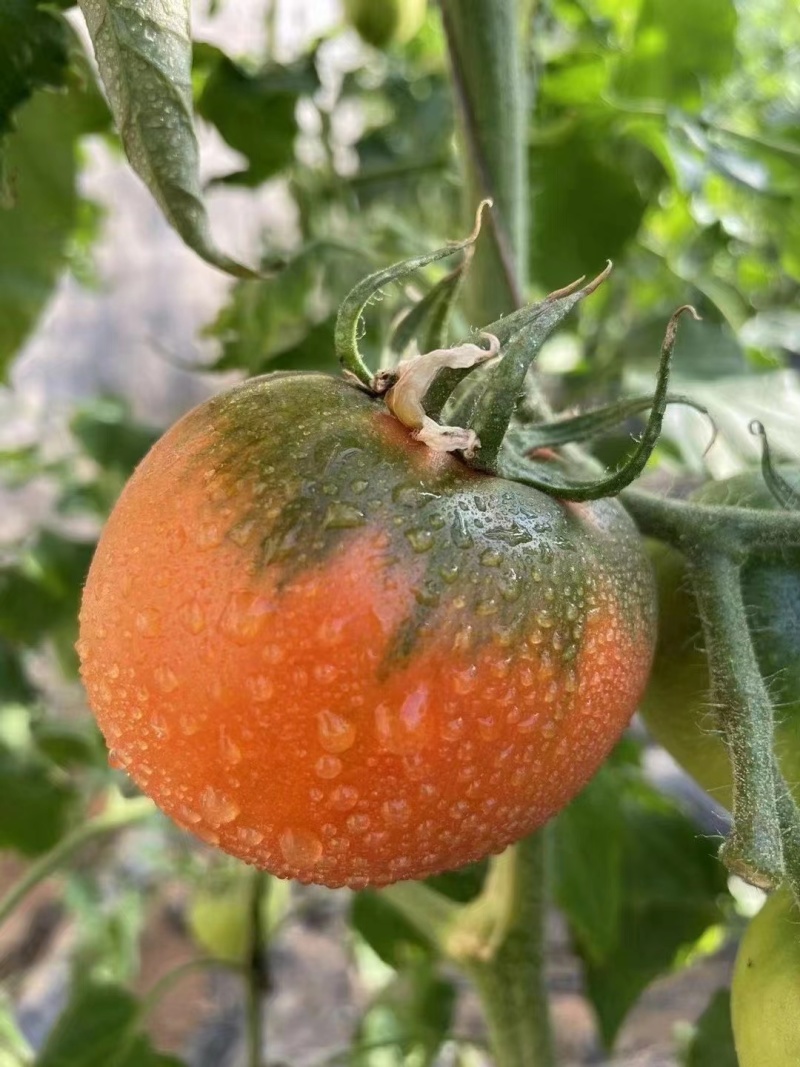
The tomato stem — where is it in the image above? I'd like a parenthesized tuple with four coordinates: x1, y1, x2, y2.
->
(0, 794, 155, 930)
(687, 551, 783, 888)
(440, 0, 528, 325)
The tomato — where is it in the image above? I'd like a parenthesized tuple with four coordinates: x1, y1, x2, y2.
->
(640, 471, 800, 810)
(732, 885, 800, 1066)
(78, 373, 656, 888)
(344, 0, 427, 49)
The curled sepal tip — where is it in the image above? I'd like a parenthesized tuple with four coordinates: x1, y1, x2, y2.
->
(495, 304, 700, 502)
(750, 420, 800, 510)
(383, 333, 500, 454)
(335, 199, 493, 386)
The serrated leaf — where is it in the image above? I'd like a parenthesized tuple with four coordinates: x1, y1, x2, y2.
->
(195, 44, 318, 187)
(77, 0, 254, 277)
(36, 982, 185, 1067)
(684, 988, 738, 1067)
(613, 0, 737, 106)
(0, 47, 107, 376)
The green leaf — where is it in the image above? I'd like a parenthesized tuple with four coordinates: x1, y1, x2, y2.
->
(0, 0, 70, 142)
(553, 765, 624, 964)
(581, 780, 729, 1048)
(195, 44, 318, 187)
(613, 0, 737, 106)
(206, 242, 371, 374)
(0, 49, 107, 377)
(70, 396, 159, 475)
(36, 982, 184, 1067)
(352, 891, 431, 969)
(0, 641, 35, 703)
(77, 0, 254, 277)
(683, 988, 738, 1067)
(529, 124, 662, 289)
(0, 734, 78, 856)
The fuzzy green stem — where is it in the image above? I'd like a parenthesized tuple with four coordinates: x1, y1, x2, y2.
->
(773, 767, 800, 908)
(450, 836, 554, 1067)
(441, 0, 529, 323)
(687, 552, 783, 888)
(0, 795, 155, 929)
(246, 870, 269, 1067)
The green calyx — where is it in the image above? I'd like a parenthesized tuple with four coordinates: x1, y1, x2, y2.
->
(335, 204, 704, 505)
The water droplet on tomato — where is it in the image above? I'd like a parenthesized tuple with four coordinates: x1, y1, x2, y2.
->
(324, 502, 366, 529)
(220, 730, 242, 765)
(346, 813, 370, 833)
(135, 609, 161, 637)
(314, 754, 342, 779)
(375, 685, 428, 754)
(229, 518, 257, 546)
(439, 562, 460, 584)
(480, 548, 503, 567)
(351, 479, 368, 494)
(180, 599, 206, 635)
(154, 665, 179, 693)
(220, 591, 273, 644)
(108, 750, 123, 769)
(150, 713, 169, 739)
(317, 710, 356, 753)
(194, 522, 225, 550)
(279, 827, 323, 867)
(382, 798, 410, 824)
(329, 785, 359, 811)
(406, 528, 434, 553)
(246, 675, 274, 702)
(200, 785, 239, 827)
(237, 826, 264, 846)
(108, 663, 120, 680)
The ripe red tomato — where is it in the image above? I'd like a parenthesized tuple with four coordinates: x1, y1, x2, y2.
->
(640, 471, 800, 810)
(78, 373, 656, 888)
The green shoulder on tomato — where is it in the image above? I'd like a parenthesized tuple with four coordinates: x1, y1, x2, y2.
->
(639, 470, 800, 811)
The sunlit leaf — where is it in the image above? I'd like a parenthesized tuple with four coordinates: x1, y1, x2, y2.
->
(78, 0, 254, 277)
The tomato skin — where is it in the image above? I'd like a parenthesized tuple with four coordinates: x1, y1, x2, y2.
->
(79, 373, 656, 888)
(732, 885, 800, 1067)
(640, 472, 800, 810)
(344, 0, 427, 48)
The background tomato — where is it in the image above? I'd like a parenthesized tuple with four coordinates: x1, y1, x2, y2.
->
(732, 884, 800, 1067)
(640, 471, 800, 810)
(343, 0, 428, 49)
(78, 372, 656, 888)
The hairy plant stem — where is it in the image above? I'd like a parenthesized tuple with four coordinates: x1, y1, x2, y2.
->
(383, 835, 554, 1067)
(440, 0, 528, 323)
(246, 870, 270, 1067)
(687, 552, 782, 887)
(0, 795, 155, 930)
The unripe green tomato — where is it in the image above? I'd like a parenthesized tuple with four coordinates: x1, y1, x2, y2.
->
(188, 877, 290, 963)
(343, 0, 428, 48)
(732, 885, 800, 1066)
(639, 471, 800, 811)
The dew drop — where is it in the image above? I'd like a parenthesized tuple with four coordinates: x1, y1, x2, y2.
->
(406, 528, 434, 553)
(194, 522, 225, 550)
(180, 599, 206, 635)
(108, 750, 123, 769)
(154, 665, 179, 693)
(346, 813, 370, 833)
(229, 518, 257, 546)
(315, 754, 343, 779)
(382, 798, 410, 825)
(180, 712, 200, 736)
(439, 563, 460, 584)
(247, 675, 274, 702)
(329, 785, 359, 811)
(374, 685, 429, 754)
(135, 609, 161, 637)
(237, 826, 264, 846)
(150, 713, 169, 739)
(220, 730, 242, 766)
(480, 548, 503, 568)
(351, 479, 368, 494)
(200, 785, 239, 827)
(221, 591, 273, 644)
(180, 806, 202, 824)
(108, 663, 120, 680)
(279, 827, 323, 867)
(324, 502, 366, 529)
(317, 710, 356, 753)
